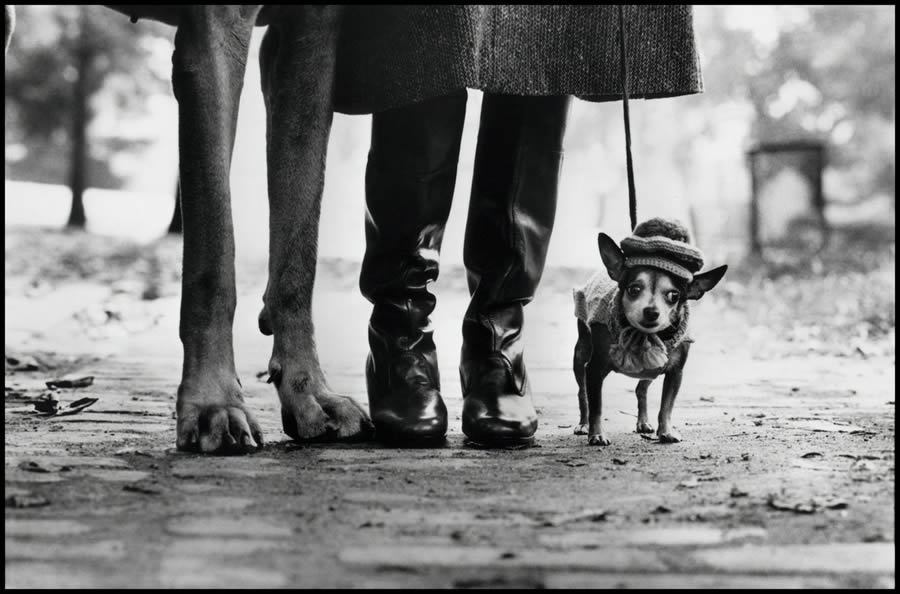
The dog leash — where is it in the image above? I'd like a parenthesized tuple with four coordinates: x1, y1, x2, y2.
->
(618, 5, 637, 231)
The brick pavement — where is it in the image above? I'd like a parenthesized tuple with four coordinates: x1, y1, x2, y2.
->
(5, 263, 895, 588)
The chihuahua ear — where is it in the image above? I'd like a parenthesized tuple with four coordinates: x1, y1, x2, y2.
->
(686, 265, 728, 300)
(597, 232, 625, 281)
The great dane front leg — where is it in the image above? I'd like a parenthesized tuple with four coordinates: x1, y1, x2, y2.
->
(260, 7, 372, 441)
(172, 6, 262, 453)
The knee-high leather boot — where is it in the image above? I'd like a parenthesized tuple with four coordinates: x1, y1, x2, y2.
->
(460, 93, 571, 446)
(360, 90, 467, 444)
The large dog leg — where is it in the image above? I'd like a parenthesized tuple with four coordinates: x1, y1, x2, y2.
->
(172, 6, 263, 453)
(259, 7, 373, 441)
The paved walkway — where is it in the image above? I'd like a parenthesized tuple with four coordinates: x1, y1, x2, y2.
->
(5, 261, 895, 588)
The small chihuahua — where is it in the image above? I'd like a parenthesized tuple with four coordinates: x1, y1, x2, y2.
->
(572, 218, 727, 445)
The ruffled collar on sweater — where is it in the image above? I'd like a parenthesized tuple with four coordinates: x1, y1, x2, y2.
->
(605, 288, 691, 378)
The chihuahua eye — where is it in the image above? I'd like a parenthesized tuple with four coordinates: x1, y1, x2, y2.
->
(665, 291, 680, 305)
(626, 285, 642, 298)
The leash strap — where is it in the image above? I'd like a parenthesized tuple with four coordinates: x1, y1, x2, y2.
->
(618, 5, 637, 231)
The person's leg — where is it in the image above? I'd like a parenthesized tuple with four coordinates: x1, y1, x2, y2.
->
(460, 93, 571, 446)
(360, 89, 468, 444)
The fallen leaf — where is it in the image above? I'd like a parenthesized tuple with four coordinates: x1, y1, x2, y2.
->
(52, 397, 99, 417)
(611, 458, 628, 465)
(69, 396, 98, 409)
(784, 419, 865, 433)
(699, 396, 715, 402)
(801, 452, 825, 458)
(652, 505, 672, 514)
(767, 494, 817, 514)
(33, 396, 60, 415)
(837, 453, 882, 461)
(18, 461, 53, 473)
(5, 493, 50, 508)
(730, 485, 749, 498)
(46, 376, 94, 389)
(5, 355, 40, 372)
(122, 484, 162, 496)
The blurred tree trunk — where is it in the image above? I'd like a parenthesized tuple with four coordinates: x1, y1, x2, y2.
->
(168, 176, 183, 234)
(66, 8, 92, 229)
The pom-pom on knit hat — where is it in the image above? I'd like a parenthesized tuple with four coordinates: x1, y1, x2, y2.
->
(620, 218, 704, 281)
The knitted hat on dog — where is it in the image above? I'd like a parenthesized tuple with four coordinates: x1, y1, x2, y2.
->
(620, 218, 704, 281)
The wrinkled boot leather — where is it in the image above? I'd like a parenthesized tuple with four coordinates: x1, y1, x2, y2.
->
(460, 93, 571, 447)
(461, 304, 538, 445)
(360, 91, 467, 444)
(366, 321, 446, 444)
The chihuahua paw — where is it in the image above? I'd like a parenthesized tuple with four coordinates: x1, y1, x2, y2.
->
(658, 428, 682, 443)
(588, 434, 611, 446)
(636, 421, 655, 434)
(574, 424, 588, 435)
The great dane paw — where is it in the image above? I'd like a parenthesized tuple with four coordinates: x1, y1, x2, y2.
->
(636, 421, 655, 434)
(280, 388, 373, 442)
(588, 434, 611, 446)
(176, 389, 264, 455)
(315, 393, 374, 440)
(574, 424, 588, 435)
(280, 392, 330, 440)
(657, 428, 682, 443)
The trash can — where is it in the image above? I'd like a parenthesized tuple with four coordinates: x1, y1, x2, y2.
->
(747, 140, 829, 255)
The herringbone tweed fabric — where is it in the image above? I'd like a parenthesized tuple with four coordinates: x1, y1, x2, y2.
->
(334, 5, 702, 114)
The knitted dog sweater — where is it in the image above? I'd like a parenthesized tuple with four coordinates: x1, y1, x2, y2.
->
(573, 271, 691, 379)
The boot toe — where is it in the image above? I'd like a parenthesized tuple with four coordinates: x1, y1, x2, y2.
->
(463, 416, 536, 447)
(462, 395, 537, 447)
(372, 402, 447, 445)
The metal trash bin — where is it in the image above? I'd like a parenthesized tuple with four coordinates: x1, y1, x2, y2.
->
(747, 140, 829, 255)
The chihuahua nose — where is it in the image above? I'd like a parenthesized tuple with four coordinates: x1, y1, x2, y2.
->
(643, 308, 660, 322)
